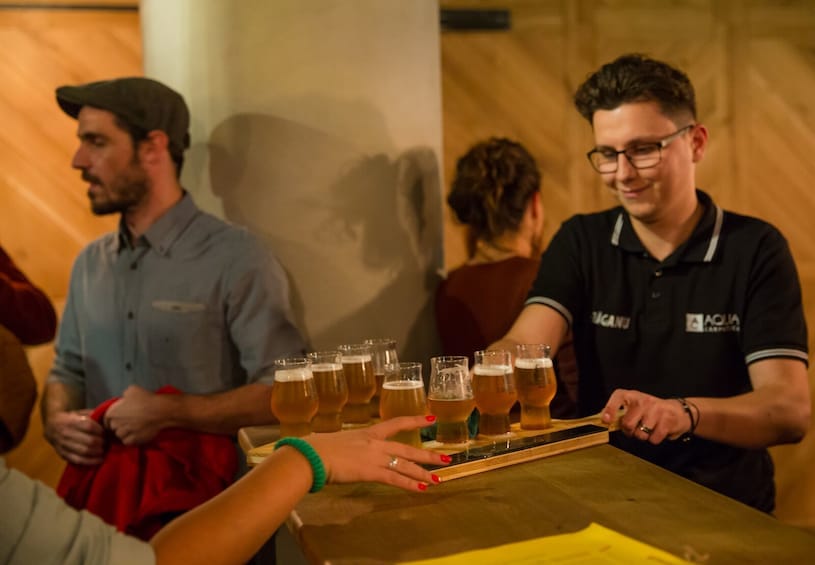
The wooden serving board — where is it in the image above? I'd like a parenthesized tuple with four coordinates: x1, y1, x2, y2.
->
(241, 414, 618, 473)
(425, 421, 609, 481)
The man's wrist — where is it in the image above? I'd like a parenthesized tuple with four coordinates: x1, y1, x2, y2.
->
(672, 397, 699, 441)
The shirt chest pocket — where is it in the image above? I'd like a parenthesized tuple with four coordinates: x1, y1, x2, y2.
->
(147, 300, 214, 369)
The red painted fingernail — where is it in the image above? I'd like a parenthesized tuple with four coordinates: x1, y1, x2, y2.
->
(418, 483, 428, 491)
(440, 454, 452, 463)
(425, 415, 436, 423)
(431, 474, 441, 484)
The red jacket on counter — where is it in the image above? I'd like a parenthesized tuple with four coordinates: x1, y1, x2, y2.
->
(57, 386, 238, 540)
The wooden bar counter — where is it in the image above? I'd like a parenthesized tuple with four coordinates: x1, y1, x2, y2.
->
(239, 426, 815, 564)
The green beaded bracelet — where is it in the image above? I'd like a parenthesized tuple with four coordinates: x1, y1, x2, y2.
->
(274, 437, 327, 493)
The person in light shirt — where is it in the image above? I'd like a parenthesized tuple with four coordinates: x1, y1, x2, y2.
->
(41, 77, 306, 466)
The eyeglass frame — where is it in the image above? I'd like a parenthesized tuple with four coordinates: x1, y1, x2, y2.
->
(585, 124, 695, 173)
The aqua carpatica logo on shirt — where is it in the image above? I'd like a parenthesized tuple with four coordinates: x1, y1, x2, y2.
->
(686, 313, 740, 333)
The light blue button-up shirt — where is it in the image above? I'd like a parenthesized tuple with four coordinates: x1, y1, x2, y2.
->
(49, 193, 306, 408)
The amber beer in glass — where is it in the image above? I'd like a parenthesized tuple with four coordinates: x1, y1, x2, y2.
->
(515, 344, 557, 430)
(427, 356, 474, 444)
(473, 350, 517, 436)
(271, 357, 318, 437)
(307, 350, 348, 432)
(338, 343, 376, 424)
(379, 362, 426, 447)
(364, 338, 399, 418)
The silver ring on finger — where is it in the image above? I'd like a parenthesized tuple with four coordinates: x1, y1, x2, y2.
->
(637, 424, 654, 435)
(388, 456, 399, 469)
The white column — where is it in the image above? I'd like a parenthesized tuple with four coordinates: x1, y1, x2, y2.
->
(141, 0, 444, 361)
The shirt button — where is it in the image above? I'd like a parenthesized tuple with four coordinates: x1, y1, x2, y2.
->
(654, 270, 663, 277)
(130, 262, 138, 270)
(125, 362, 132, 371)
(651, 291, 661, 299)
(127, 311, 134, 320)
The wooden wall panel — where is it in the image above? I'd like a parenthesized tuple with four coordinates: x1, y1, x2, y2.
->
(442, 0, 815, 529)
(0, 8, 141, 486)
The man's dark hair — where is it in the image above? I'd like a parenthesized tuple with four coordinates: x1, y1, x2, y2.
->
(447, 137, 540, 255)
(114, 115, 185, 176)
(574, 54, 697, 125)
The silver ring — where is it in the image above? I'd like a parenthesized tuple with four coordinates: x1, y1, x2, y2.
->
(638, 424, 654, 435)
(388, 456, 398, 469)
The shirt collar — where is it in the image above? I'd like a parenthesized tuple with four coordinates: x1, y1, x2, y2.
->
(610, 189, 724, 264)
(115, 192, 199, 256)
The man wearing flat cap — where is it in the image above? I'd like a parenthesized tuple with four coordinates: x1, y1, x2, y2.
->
(42, 77, 306, 465)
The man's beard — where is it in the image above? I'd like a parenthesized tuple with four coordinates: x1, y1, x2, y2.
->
(85, 163, 149, 216)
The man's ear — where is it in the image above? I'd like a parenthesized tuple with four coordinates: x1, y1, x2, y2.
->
(690, 124, 709, 163)
(528, 190, 544, 220)
(138, 130, 170, 166)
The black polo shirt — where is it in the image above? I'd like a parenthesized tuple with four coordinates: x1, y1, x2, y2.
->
(527, 190, 808, 511)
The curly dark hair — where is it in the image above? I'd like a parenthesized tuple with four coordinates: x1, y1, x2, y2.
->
(574, 53, 696, 125)
(446, 137, 540, 254)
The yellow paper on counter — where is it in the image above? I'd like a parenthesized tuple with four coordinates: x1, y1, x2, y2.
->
(401, 522, 689, 564)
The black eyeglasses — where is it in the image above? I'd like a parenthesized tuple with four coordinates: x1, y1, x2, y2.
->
(586, 124, 695, 173)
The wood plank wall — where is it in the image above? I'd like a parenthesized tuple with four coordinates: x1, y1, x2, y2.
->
(440, 0, 815, 529)
(3, 0, 815, 531)
(0, 3, 141, 487)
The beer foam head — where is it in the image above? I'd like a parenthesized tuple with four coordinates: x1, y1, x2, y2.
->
(341, 354, 372, 363)
(274, 367, 313, 382)
(311, 362, 342, 372)
(383, 380, 424, 390)
(474, 364, 512, 376)
(515, 357, 552, 369)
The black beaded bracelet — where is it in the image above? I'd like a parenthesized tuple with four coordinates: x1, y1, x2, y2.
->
(673, 397, 699, 442)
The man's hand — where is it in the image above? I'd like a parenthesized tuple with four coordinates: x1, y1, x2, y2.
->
(602, 389, 691, 445)
(104, 385, 172, 445)
(44, 408, 105, 465)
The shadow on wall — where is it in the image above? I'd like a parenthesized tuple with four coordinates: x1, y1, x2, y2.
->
(206, 113, 442, 363)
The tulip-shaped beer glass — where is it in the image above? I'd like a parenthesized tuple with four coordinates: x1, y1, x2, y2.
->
(473, 349, 517, 436)
(337, 343, 376, 424)
(306, 350, 348, 432)
(427, 356, 475, 444)
(379, 362, 427, 447)
(271, 357, 319, 437)
(364, 338, 399, 418)
(514, 344, 557, 430)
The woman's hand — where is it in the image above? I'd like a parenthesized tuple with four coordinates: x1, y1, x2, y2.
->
(306, 415, 450, 492)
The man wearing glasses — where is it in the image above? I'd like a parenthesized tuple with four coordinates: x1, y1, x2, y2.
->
(490, 54, 809, 512)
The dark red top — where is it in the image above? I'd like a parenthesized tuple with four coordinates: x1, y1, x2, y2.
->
(0, 246, 57, 345)
(436, 256, 540, 359)
(435, 256, 577, 418)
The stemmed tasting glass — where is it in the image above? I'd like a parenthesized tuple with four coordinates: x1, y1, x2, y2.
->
(271, 357, 318, 437)
(427, 356, 475, 445)
(379, 361, 427, 447)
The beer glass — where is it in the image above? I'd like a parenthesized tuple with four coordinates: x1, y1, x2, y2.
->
(271, 357, 318, 437)
(307, 350, 349, 432)
(515, 344, 557, 430)
(363, 338, 399, 418)
(427, 356, 475, 444)
(473, 350, 517, 436)
(337, 343, 376, 424)
(379, 362, 427, 447)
